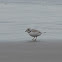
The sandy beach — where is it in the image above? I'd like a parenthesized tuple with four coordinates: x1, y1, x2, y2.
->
(0, 40, 62, 62)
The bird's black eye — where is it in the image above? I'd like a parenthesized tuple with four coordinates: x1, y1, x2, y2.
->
(30, 31, 31, 32)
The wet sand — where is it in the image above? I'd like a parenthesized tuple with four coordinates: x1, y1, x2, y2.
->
(0, 40, 62, 62)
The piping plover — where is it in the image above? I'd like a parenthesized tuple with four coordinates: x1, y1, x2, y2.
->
(25, 28, 43, 40)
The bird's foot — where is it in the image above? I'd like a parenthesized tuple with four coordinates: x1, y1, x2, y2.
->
(32, 39, 36, 41)
(32, 37, 37, 41)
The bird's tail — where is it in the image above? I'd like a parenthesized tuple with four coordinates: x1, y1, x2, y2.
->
(44, 32, 46, 33)
(42, 32, 46, 34)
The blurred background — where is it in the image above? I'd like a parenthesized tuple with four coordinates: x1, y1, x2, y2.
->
(0, 0, 62, 42)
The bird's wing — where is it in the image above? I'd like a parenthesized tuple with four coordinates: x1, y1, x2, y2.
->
(31, 29, 40, 32)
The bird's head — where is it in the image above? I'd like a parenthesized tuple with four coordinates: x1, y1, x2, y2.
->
(25, 28, 31, 33)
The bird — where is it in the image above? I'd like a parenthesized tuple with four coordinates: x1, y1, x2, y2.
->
(25, 28, 44, 41)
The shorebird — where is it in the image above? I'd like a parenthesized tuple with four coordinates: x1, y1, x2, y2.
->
(25, 28, 45, 41)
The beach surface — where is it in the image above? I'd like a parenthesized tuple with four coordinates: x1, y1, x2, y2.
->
(0, 40, 62, 62)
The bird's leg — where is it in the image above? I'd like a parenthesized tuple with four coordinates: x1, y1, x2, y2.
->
(35, 37, 37, 41)
(32, 37, 35, 40)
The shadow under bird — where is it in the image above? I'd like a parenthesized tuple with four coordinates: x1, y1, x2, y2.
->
(25, 28, 46, 41)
